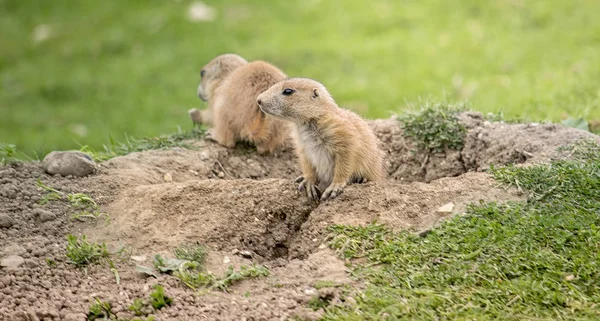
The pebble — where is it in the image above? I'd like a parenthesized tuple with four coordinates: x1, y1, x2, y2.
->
(41, 151, 96, 177)
(437, 202, 455, 213)
(130, 255, 147, 262)
(239, 250, 252, 258)
(0, 213, 13, 228)
(1, 255, 25, 269)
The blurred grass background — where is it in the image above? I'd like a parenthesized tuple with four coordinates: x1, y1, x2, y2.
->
(1, 0, 599, 157)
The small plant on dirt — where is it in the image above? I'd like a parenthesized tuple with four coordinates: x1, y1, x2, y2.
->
(130, 317, 156, 321)
(174, 263, 270, 292)
(149, 285, 173, 310)
(400, 100, 467, 153)
(87, 298, 113, 320)
(0, 142, 17, 166)
(128, 298, 146, 316)
(313, 280, 340, 290)
(66, 234, 111, 267)
(308, 296, 332, 311)
(37, 179, 107, 221)
(173, 243, 206, 265)
(65, 234, 123, 283)
(213, 264, 271, 292)
(45, 258, 57, 267)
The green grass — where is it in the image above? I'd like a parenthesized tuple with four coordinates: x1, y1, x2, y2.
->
(149, 285, 173, 310)
(37, 179, 107, 221)
(322, 141, 600, 320)
(65, 234, 112, 267)
(400, 100, 467, 153)
(173, 243, 207, 265)
(79, 126, 205, 162)
(2, 0, 599, 156)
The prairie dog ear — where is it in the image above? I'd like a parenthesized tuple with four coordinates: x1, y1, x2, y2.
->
(312, 88, 319, 99)
(215, 59, 222, 70)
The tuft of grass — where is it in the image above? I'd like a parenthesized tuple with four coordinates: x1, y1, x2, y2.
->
(400, 100, 467, 153)
(87, 298, 112, 321)
(0, 142, 17, 166)
(37, 180, 107, 221)
(313, 280, 342, 290)
(128, 298, 146, 317)
(173, 243, 206, 265)
(322, 146, 600, 319)
(308, 296, 332, 311)
(65, 234, 111, 267)
(137, 244, 269, 292)
(45, 258, 57, 267)
(79, 126, 205, 162)
(149, 285, 173, 310)
(175, 263, 270, 292)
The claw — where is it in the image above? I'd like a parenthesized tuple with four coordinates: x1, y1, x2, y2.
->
(321, 183, 346, 201)
(298, 179, 306, 191)
(295, 176, 304, 183)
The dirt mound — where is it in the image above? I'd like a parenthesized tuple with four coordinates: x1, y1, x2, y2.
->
(90, 179, 315, 260)
(1, 113, 599, 321)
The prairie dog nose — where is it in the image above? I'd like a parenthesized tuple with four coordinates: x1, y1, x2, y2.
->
(257, 98, 262, 105)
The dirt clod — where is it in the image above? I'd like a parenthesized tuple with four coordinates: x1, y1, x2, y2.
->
(33, 209, 56, 223)
(0, 213, 13, 228)
(1, 255, 25, 269)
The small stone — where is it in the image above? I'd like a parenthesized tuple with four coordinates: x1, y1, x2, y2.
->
(239, 251, 252, 258)
(304, 288, 317, 295)
(1, 255, 25, 269)
(130, 255, 147, 262)
(223, 256, 231, 264)
(0, 213, 13, 228)
(42, 151, 96, 177)
(163, 173, 173, 182)
(217, 172, 225, 178)
(33, 208, 56, 223)
(437, 202, 455, 213)
(483, 120, 491, 127)
(565, 274, 575, 281)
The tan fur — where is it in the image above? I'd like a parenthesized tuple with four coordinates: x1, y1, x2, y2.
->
(191, 54, 288, 154)
(257, 78, 385, 200)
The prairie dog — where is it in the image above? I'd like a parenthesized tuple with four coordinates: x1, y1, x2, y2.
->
(256, 78, 385, 200)
(190, 54, 288, 154)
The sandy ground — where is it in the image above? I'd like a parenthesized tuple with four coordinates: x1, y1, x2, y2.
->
(1, 112, 598, 321)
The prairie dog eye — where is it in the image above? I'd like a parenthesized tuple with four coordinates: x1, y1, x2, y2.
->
(282, 88, 295, 96)
(200, 70, 206, 77)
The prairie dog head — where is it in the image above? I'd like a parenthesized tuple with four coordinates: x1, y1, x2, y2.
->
(197, 54, 247, 101)
(256, 78, 335, 123)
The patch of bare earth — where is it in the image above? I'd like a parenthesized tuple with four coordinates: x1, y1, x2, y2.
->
(1, 112, 598, 320)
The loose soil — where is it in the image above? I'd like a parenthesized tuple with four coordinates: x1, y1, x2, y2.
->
(1, 112, 598, 321)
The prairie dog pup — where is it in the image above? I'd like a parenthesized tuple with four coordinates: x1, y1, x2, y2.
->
(191, 54, 288, 154)
(257, 78, 385, 200)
